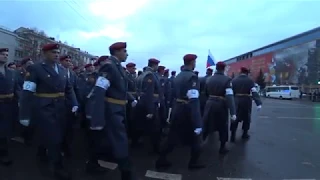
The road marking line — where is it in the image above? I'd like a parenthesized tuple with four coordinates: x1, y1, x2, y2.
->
(97, 160, 118, 170)
(145, 170, 182, 180)
(217, 178, 252, 180)
(277, 117, 320, 120)
(258, 116, 269, 118)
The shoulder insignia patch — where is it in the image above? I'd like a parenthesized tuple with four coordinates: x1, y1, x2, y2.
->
(192, 82, 196, 87)
(147, 79, 152, 83)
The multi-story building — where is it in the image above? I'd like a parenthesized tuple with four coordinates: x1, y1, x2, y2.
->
(14, 27, 96, 66)
(224, 26, 320, 91)
(0, 26, 32, 62)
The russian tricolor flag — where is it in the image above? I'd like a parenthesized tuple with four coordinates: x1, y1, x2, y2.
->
(206, 49, 216, 68)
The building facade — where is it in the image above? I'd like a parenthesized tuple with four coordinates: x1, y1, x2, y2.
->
(0, 26, 32, 62)
(13, 27, 96, 66)
(225, 27, 320, 90)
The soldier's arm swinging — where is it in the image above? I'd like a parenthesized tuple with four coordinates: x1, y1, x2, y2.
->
(225, 79, 236, 117)
(187, 75, 202, 131)
(19, 66, 37, 124)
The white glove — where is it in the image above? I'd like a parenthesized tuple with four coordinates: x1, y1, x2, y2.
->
(20, 119, 30, 127)
(230, 115, 237, 121)
(158, 103, 160, 108)
(146, 114, 153, 119)
(90, 126, 103, 130)
(72, 106, 78, 113)
(257, 105, 262, 111)
(194, 128, 202, 135)
(131, 100, 137, 107)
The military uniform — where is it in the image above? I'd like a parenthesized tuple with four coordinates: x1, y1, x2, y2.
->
(133, 59, 162, 151)
(156, 66, 167, 129)
(86, 42, 137, 180)
(0, 48, 20, 165)
(125, 62, 137, 139)
(163, 69, 172, 121)
(156, 54, 205, 170)
(202, 62, 236, 154)
(19, 43, 78, 179)
(199, 68, 213, 116)
(230, 67, 262, 142)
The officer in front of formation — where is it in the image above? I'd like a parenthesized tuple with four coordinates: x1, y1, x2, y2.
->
(230, 67, 262, 142)
(125, 62, 137, 139)
(199, 68, 213, 116)
(202, 61, 236, 154)
(19, 43, 78, 180)
(155, 54, 205, 170)
(133, 58, 162, 152)
(87, 42, 138, 180)
(59, 55, 81, 157)
(0, 48, 21, 166)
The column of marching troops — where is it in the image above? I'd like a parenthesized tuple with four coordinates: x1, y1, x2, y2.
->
(0, 41, 262, 180)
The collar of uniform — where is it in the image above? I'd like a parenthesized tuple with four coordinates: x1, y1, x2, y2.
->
(145, 66, 154, 72)
(110, 56, 120, 65)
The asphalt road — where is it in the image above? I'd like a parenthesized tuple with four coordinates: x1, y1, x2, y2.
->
(1, 98, 320, 180)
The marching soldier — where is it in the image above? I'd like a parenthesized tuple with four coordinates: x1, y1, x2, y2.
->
(19, 43, 78, 180)
(202, 62, 236, 154)
(0, 48, 20, 166)
(125, 62, 137, 139)
(199, 68, 213, 116)
(133, 58, 162, 152)
(86, 42, 138, 180)
(17, 57, 34, 145)
(169, 70, 176, 109)
(156, 66, 167, 129)
(155, 54, 205, 170)
(59, 55, 81, 157)
(230, 67, 262, 142)
(163, 69, 172, 121)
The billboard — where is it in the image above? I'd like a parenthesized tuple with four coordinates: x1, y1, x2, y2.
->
(226, 40, 319, 85)
(271, 40, 317, 85)
(226, 53, 273, 80)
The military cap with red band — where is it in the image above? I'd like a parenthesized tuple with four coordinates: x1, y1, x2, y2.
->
(21, 57, 32, 65)
(148, 58, 160, 64)
(84, 64, 93, 68)
(0, 48, 9, 53)
(126, 62, 136, 68)
(207, 68, 213, 72)
(97, 56, 109, 64)
(60, 55, 71, 61)
(109, 42, 127, 51)
(42, 43, 59, 51)
(183, 54, 197, 62)
(240, 66, 250, 73)
(216, 61, 226, 69)
(158, 66, 165, 71)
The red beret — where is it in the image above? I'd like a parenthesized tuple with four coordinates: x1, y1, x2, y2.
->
(97, 56, 109, 64)
(42, 43, 59, 51)
(0, 48, 9, 53)
(60, 55, 71, 61)
(21, 57, 32, 65)
(183, 54, 197, 62)
(84, 64, 93, 68)
(126, 62, 136, 68)
(148, 58, 160, 64)
(180, 65, 184, 70)
(240, 67, 250, 73)
(206, 68, 213, 72)
(93, 61, 99, 66)
(158, 66, 165, 71)
(216, 61, 226, 69)
(73, 66, 79, 70)
(109, 42, 127, 51)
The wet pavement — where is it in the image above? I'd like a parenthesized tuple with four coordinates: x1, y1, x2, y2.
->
(1, 98, 320, 180)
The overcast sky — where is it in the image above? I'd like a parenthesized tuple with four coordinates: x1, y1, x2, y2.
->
(0, 0, 319, 74)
